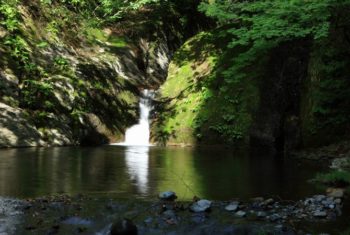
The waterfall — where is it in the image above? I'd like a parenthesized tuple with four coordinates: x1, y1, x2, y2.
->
(116, 90, 153, 146)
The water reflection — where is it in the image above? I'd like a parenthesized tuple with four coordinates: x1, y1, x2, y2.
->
(0, 146, 323, 200)
(125, 146, 149, 194)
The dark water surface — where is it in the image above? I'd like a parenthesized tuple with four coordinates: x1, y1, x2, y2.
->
(0, 146, 324, 200)
(1, 146, 350, 234)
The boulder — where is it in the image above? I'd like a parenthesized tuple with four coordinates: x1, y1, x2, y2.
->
(190, 199, 212, 213)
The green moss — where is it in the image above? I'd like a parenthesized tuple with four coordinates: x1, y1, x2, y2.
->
(154, 31, 259, 145)
(85, 27, 127, 48)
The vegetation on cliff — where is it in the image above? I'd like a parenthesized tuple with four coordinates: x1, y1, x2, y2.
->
(0, 0, 206, 146)
(154, 0, 350, 148)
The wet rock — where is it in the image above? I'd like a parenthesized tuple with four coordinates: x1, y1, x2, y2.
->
(225, 202, 239, 212)
(190, 199, 212, 213)
(162, 210, 176, 219)
(269, 213, 281, 222)
(314, 195, 326, 202)
(304, 198, 314, 205)
(235, 210, 246, 217)
(257, 211, 267, 218)
(327, 188, 344, 198)
(110, 219, 137, 235)
(313, 211, 327, 218)
(158, 191, 177, 201)
(263, 198, 274, 205)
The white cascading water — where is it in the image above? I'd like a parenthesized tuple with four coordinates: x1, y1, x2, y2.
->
(120, 89, 153, 146)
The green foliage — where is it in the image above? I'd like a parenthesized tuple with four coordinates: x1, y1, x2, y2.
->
(54, 56, 70, 69)
(155, 31, 259, 145)
(4, 35, 30, 64)
(198, 0, 344, 86)
(0, 0, 19, 32)
(314, 170, 350, 187)
(21, 80, 55, 111)
(199, 0, 336, 44)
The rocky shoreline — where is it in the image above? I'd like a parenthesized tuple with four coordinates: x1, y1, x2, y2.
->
(0, 188, 346, 235)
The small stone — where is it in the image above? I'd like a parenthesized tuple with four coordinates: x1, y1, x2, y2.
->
(159, 191, 177, 201)
(314, 195, 326, 202)
(190, 199, 212, 213)
(264, 198, 274, 205)
(225, 202, 239, 212)
(235, 210, 246, 217)
(260, 198, 274, 207)
(313, 211, 327, 217)
(144, 217, 153, 225)
(257, 211, 267, 218)
(269, 213, 281, 222)
(304, 198, 314, 205)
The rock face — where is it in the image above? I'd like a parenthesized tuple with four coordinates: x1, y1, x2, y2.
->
(0, 103, 42, 147)
(0, 2, 188, 147)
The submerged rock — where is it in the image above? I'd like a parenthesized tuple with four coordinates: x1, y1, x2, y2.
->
(190, 199, 212, 213)
(110, 219, 138, 235)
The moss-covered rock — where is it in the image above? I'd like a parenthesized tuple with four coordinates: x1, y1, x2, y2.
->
(152, 32, 259, 146)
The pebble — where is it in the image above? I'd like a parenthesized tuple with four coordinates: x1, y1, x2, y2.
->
(190, 199, 212, 213)
(313, 211, 327, 217)
(235, 210, 246, 217)
(269, 213, 281, 222)
(256, 211, 267, 218)
(314, 195, 326, 202)
(225, 202, 239, 212)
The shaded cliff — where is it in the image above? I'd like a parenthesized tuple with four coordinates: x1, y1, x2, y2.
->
(153, 27, 350, 151)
